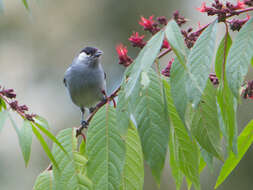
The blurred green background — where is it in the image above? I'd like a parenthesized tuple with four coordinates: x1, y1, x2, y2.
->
(0, 0, 252, 189)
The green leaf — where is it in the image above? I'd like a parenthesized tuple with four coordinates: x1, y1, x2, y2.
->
(185, 21, 217, 106)
(170, 58, 187, 120)
(215, 33, 232, 81)
(124, 30, 164, 98)
(0, 110, 8, 132)
(73, 151, 88, 174)
(226, 18, 253, 98)
(185, 148, 207, 190)
(22, 0, 30, 11)
(200, 148, 214, 172)
(19, 120, 33, 167)
(31, 125, 58, 169)
(116, 80, 130, 136)
(165, 20, 188, 65)
(34, 170, 54, 190)
(217, 81, 238, 154)
(215, 29, 238, 154)
(163, 79, 200, 190)
(132, 68, 170, 184)
(34, 171, 54, 190)
(33, 121, 68, 157)
(215, 120, 253, 189)
(79, 140, 86, 156)
(9, 115, 33, 166)
(52, 128, 92, 190)
(169, 126, 183, 190)
(9, 113, 21, 136)
(191, 81, 223, 160)
(86, 104, 125, 190)
(120, 121, 144, 190)
(0, 97, 7, 110)
(34, 115, 50, 129)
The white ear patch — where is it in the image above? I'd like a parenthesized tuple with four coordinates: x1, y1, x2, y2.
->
(78, 52, 89, 61)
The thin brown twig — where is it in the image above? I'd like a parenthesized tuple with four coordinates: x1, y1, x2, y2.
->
(75, 86, 121, 137)
(0, 94, 28, 120)
(227, 7, 253, 18)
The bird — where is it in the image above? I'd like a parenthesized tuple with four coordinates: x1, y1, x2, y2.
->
(63, 46, 106, 127)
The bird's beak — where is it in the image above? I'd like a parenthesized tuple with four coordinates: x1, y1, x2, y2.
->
(94, 50, 103, 57)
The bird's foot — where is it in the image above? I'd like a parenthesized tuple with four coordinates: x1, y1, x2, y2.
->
(89, 107, 96, 113)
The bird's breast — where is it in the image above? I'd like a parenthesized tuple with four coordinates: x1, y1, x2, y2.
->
(64, 64, 105, 108)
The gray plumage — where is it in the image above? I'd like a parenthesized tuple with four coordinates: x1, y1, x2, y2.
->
(64, 47, 106, 125)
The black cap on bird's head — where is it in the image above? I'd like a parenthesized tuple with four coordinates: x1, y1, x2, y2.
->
(80, 47, 103, 58)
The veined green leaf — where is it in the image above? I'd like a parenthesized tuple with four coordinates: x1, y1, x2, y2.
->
(124, 30, 164, 98)
(215, 33, 232, 81)
(186, 147, 208, 190)
(79, 140, 86, 156)
(9, 114, 33, 167)
(217, 81, 238, 154)
(132, 69, 170, 185)
(86, 105, 125, 190)
(215, 28, 238, 154)
(200, 148, 214, 172)
(169, 127, 183, 190)
(73, 151, 88, 174)
(165, 20, 188, 65)
(34, 170, 54, 190)
(52, 128, 92, 190)
(170, 58, 187, 120)
(9, 113, 21, 136)
(33, 121, 68, 157)
(116, 80, 130, 136)
(31, 125, 58, 169)
(226, 18, 253, 98)
(191, 81, 223, 160)
(120, 121, 144, 190)
(19, 120, 33, 167)
(0, 110, 8, 132)
(215, 120, 253, 189)
(163, 79, 200, 190)
(185, 21, 217, 106)
(34, 115, 50, 129)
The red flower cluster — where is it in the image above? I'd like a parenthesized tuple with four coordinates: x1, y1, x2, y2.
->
(242, 80, 253, 99)
(0, 86, 36, 121)
(116, 14, 171, 67)
(116, 44, 133, 67)
(0, 88, 16, 99)
(162, 39, 170, 49)
(173, 10, 187, 26)
(128, 32, 146, 48)
(197, 0, 246, 22)
(228, 15, 250, 31)
(157, 16, 168, 25)
(162, 58, 174, 77)
(139, 15, 160, 34)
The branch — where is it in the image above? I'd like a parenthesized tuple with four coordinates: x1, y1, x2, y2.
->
(75, 86, 121, 137)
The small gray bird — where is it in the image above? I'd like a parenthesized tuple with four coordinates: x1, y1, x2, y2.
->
(64, 46, 106, 127)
